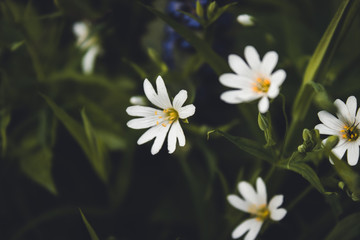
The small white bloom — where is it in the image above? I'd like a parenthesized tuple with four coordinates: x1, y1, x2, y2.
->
(315, 96, 360, 166)
(227, 177, 287, 240)
(219, 45, 286, 113)
(73, 21, 101, 75)
(237, 14, 254, 26)
(130, 96, 147, 106)
(126, 76, 196, 155)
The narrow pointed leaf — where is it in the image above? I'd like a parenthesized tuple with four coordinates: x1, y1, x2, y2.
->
(79, 209, 100, 240)
(20, 147, 57, 195)
(278, 160, 325, 193)
(81, 109, 108, 183)
(42, 94, 108, 183)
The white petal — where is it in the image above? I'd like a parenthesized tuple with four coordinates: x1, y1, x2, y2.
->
(143, 79, 164, 109)
(82, 45, 100, 74)
(151, 124, 171, 155)
(155, 76, 172, 109)
(270, 208, 287, 221)
(237, 14, 254, 26)
(347, 143, 359, 166)
(167, 121, 185, 154)
(126, 116, 158, 129)
(258, 97, 269, 113)
(178, 104, 195, 119)
(73, 22, 88, 38)
(315, 123, 339, 135)
(137, 124, 161, 145)
(227, 194, 251, 213)
(318, 111, 343, 130)
(244, 219, 262, 240)
(256, 177, 267, 205)
(330, 143, 347, 163)
(219, 73, 252, 89)
(270, 69, 286, 87)
(238, 181, 258, 206)
(231, 218, 263, 240)
(126, 106, 159, 117)
(228, 54, 252, 77)
(346, 96, 357, 119)
(268, 195, 284, 211)
(261, 51, 278, 75)
(231, 218, 262, 240)
(244, 46, 261, 71)
(267, 84, 279, 99)
(220, 90, 258, 104)
(173, 90, 188, 109)
(334, 99, 352, 123)
(356, 108, 360, 123)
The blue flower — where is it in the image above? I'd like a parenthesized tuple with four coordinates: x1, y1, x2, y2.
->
(162, 0, 209, 67)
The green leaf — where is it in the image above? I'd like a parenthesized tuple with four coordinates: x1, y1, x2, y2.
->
(325, 212, 360, 240)
(206, 2, 237, 27)
(20, 146, 57, 195)
(147, 48, 168, 74)
(79, 209, 100, 240)
(140, 3, 229, 75)
(81, 109, 108, 183)
(41, 94, 108, 183)
(211, 130, 274, 164)
(196, 0, 204, 19)
(278, 159, 325, 193)
(303, 0, 360, 86)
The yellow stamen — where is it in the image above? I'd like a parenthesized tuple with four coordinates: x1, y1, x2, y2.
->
(255, 204, 270, 221)
(155, 108, 179, 127)
(252, 77, 271, 93)
(341, 122, 359, 141)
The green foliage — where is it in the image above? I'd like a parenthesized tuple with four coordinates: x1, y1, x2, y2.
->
(1, 0, 360, 239)
(42, 95, 109, 183)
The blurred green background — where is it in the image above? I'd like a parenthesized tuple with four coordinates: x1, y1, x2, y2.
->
(1, 0, 360, 239)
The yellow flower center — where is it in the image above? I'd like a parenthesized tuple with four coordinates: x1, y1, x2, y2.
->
(253, 204, 270, 222)
(155, 108, 179, 127)
(252, 77, 271, 93)
(341, 122, 359, 141)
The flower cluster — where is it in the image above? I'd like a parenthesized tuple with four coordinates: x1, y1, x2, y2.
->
(124, 3, 360, 240)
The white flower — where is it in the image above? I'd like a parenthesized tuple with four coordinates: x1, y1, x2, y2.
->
(227, 177, 287, 240)
(237, 14, 254, 26)
(315, 96, 360, 166)
(73, 21, 101, 75)
(126, 76, 196, 155)
(219, 46, 286, 113)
